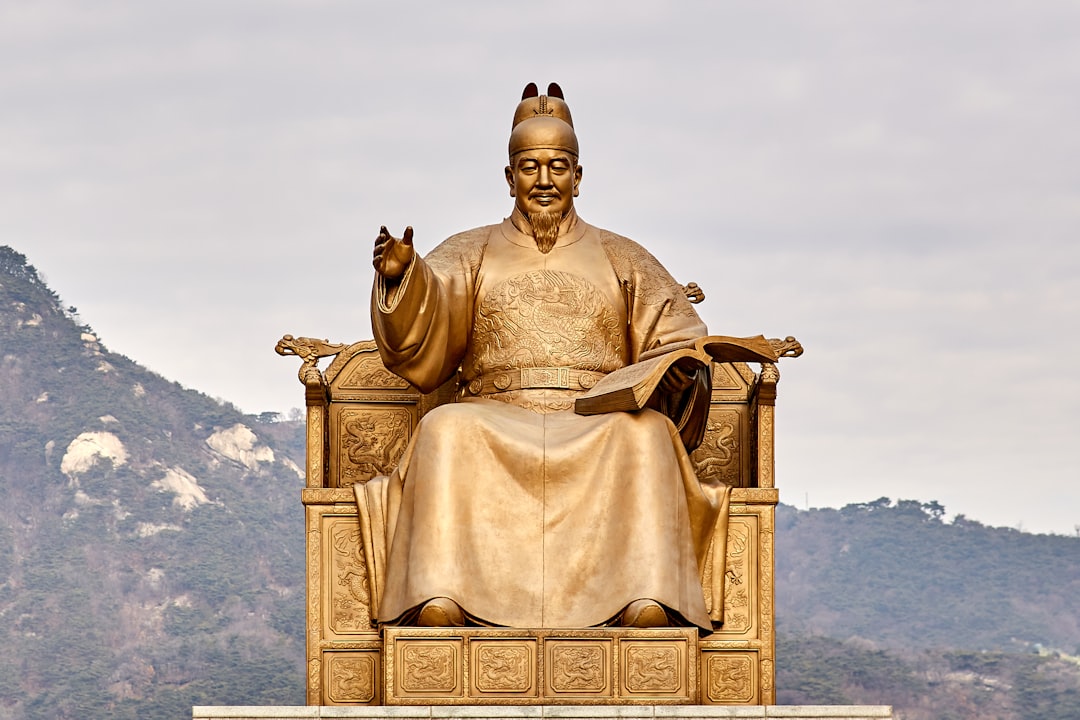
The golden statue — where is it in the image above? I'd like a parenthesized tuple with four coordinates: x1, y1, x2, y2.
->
(366, 82, 730, 630)
(279, 82, 801, 706)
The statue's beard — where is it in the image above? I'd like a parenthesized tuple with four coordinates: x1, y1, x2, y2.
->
(528, 210, 561, 254)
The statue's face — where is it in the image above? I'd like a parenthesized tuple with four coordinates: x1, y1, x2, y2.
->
(505, 149, 582, 218)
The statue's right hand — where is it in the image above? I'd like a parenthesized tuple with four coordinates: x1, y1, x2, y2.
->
(373, 225, 415, 280)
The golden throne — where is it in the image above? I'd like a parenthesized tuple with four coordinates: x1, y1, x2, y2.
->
(277, 332, 792, 706)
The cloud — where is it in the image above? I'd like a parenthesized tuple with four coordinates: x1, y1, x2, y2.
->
(4, 0, 1079, 532)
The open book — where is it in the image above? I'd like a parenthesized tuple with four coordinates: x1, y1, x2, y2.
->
(574, 335, 779, 415)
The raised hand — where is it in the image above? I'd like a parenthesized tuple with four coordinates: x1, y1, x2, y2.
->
(373, 225, 415, 280)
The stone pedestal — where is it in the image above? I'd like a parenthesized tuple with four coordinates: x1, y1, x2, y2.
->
(193, 705, 893, 719)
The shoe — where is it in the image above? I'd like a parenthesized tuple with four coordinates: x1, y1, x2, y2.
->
(620, 599, 668, 628)
(417, 597, 465, 627)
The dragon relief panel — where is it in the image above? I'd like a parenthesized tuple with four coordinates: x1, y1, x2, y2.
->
(623, 644, 680, 694)
(339, 353, 411, 389)
(400, 643, 460, 694)
(474, 643, 534, 693)
(337, 406, 412, 487)
(548, 643, 607, 693)
(705, 654, 754, 704)
(327, 654, 376, 704)
(328, 518, 371, 633)
(468, 270, 623, 377)
(691, 408, 743, 486)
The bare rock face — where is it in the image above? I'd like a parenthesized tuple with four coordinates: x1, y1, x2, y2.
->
(61, 431, 129, 477)
(152, 467, 210, 510)
(206, 423, 275, 471)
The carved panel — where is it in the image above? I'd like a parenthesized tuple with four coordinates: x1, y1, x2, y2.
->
(757, 404, 775, 488)
(760, 506, 776, 704)
(384, 628, 695, 705)
(704, 653, 756, 704)
(326, 653, 377, 704)
(722, 519, 752, 634)
(706, 653, 756, 704)
(332, 406, 413, 487)
(306, 405, 324, 488)
(307, 656, 320, 706)
(622, 643, 681, 694)
(325, 516, 371, 633)
(761, 659, 774, 698)
(395, 640, 463, 697)
(338, 352, 410, 389)
(472, 641, 536, 695)
(710, 362, 745, 391)
(691, 407, 745, 486)
(305, 507, 322, 705)
(546, 641, 609, 694)
(733, 487, 780, 504)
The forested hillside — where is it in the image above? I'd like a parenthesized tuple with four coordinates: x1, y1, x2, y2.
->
(0, 247, 308, 719)
(777, 635, 1080, 719)
(775, 500, 1080, 719)
(776, 499, 1080, 655)
(1, 245, 1077, 719)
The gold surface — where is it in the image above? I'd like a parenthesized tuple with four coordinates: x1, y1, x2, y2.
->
(282, 83, 799, 706)
(331, 405, 413, 488)
(702, 651, 758, 704)
(291, 337, 784, 705)
(384, 628, 696, 705)
(301, 488, 776, 705)
(325, 650, 381, 704)
(306, 405, 324, 489)
(305, 503, 322, 704)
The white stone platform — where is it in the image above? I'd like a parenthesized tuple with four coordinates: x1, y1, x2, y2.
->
(193, 706, 892, 719)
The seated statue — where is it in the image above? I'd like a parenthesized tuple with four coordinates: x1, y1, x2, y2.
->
(363, 83, 730, 631)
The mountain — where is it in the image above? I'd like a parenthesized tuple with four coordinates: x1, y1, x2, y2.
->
(776, 499, 1080, 655)
(776, 634, 1080, 720)
(774, 500, 1080, 719)
(0, 247, 307, 719)
(1, 245, 1078, 719)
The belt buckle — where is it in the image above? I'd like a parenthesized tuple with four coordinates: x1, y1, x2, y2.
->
(520, 367, 570, 389)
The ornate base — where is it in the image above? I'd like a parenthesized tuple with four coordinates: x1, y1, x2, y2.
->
(386, 627, 697, 705)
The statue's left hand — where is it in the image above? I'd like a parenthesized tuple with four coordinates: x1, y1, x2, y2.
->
(658, 359, 698, 394)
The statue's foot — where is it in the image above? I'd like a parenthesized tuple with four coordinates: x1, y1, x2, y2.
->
(620, 599, 668, 628)
(417, 597, 465, 627)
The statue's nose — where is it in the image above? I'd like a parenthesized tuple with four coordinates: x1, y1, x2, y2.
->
(537, 165, 552, 186)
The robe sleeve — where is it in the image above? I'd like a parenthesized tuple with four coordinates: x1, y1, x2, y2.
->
(370, 228, 488, 393)
(600, 231, 713, 451)
(598, 232, 707, 361)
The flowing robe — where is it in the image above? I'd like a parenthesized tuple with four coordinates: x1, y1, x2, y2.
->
(364, 211, 729, 630)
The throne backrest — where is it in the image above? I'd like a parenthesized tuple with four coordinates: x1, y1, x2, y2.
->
(296, 339, 778, 491)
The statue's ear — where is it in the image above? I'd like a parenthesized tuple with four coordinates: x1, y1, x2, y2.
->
(547, 82, 564, 99)
(505, 165, 516, 196)
(521, 83, 539, 100)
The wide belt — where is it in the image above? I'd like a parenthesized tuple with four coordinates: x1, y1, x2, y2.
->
(464, 367, 605, 396)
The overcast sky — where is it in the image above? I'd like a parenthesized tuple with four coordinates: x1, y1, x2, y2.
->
(3, 1, 1078, 534)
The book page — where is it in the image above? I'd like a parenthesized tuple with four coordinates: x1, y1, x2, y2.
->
(577, 354, 669, 399)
